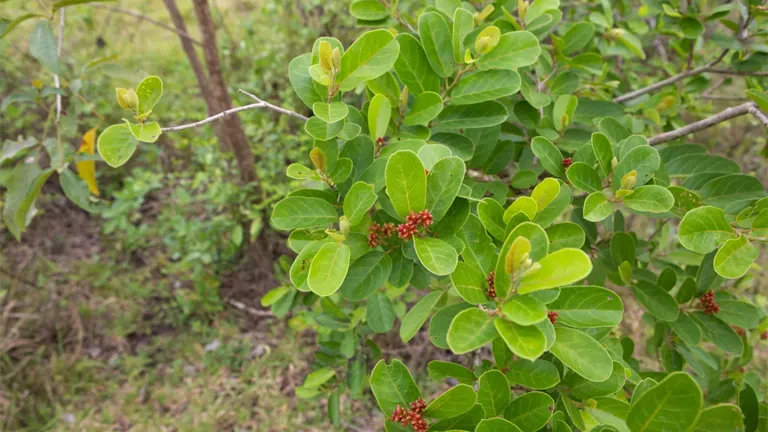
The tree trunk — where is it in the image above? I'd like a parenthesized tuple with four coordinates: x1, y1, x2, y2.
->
(192, 0, 258, 186)
(161, 0, 232, 153)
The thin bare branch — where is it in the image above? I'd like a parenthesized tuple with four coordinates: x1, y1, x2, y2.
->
(54, 9, 65, 123)
(706, 69, 768, 77)
(161, 89, 307, 132)
(614, 50, 728, 103)
(91, 4, 202, 46)
(649, 102, 766, 145)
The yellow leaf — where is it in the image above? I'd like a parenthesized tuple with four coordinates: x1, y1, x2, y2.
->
(76, 128, 99, 196)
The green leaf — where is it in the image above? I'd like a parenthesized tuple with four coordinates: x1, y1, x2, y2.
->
(584, 192, 612, 222)
(426, 156, 465, 223)
(370, 359, 421, 416)
(349, 0, 389, 20)
(29, 20, 60, 74)
(404, 91, 443, 126)
(478, 197, 507, 240)
(562, 22, 595, 54)
(428, 360, 476, 385)
(585, 397, 631, 432)
(343, 181, 377, 225)
(612, 146, 660, 191)
(553, 95, 578, 132)
(289, 53, 323, 108)
(338, 29, 400, 91)
(669, 312, 702, 345)
(136, 76, 163, 115)
(692, 312, 744, 356)
(271, 196, 338, 230)
(505, 359, 561, 390)
(450, 70, 521, 105)
(531, 178, 561, 212)
(716, 299, 761, 329)
(452, 8, 474, 63)
(394, 34, 441, 95)
(700, 174, 766, 214)
(567, 162, 602, 193)
(592, 132, 614, 177)
(550, 327, 613, 382)
(503, 391, 554, 432)
(693, 404, 744, 432)
(746, 89, 768, 112)
(531, 136, 565, 178)
(2, 163, 54, 240)
(546, 223, 585, 252)
(303, 367, 336, 388)
(340, 251, 392, 300)
(451, 262, 489, 304)
(59, 169, 101, 213)
(623, 185, 674, 213)
(1, 13, 47, 40)
(564, 361, 626, 400)
(307, 243, 351, 296)
(504, 197, 538, 223)
(305, 116, 343, 140)
(476, 31, 541, 71)
(400, 291, 444, 343)
(519, 248, 592, 294)
(739, 384, 759, 432)
(424, 384, 477, 419)
(436, 101, 508, 129)
(616, 30, 646, 60)
(478, 370, 511, 417)
(495, 222, 549, 297)
(313, 102, 349, 123)
(447, 308, 498, 354)
(460, 214, 496, 273)
(678, 206, 736, 254)
(367, 293, 395, 333)
(502, 296, 547, 326)
(429, 303, 473, 349)
(627, 372, 702, 432)
(476, 418, 524, 432)
(495, 319, 547, 361)
(368, 94, 391, 140)
(414, 236, 458, 276)
(680, 17, 704, 39)
(632, 281, 680, 322)
(124, 120, 162, 143)
(713, 235, 758, 279)
(418, 12, 455, 78)
(549, 286, 623, 328)
(385, 150, 427, 218)
(97, 123, 139, 168)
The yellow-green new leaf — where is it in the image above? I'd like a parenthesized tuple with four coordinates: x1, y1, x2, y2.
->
(338, 30, 400, 91)
(519, 248, 592, 294)
(713, 235, 758, 279)
(307, 243, 351, 296)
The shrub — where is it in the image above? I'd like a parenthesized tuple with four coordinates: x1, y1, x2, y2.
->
(262, 1, 768, 430)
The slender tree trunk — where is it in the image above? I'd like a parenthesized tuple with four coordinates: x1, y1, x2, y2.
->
(161, 0, 232, 152)
(192, 0, 258, 185)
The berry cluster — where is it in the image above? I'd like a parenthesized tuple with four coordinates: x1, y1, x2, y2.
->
(761, 331, 767, 340)
(391, 398, 428, 432)
(699, 290, 720, 314)
(734, 327, 745, 336)
(562, 157, 573, 169)
(487, 271, 496, 298)
(396, 210, 433, 241)
(368, 222, 396, 248)
(547, 311, 559, 324)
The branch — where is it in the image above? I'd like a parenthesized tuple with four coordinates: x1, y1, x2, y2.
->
(54, 9, 65, 123)
(706, 69, 768, 77)
(91, 4, 202, 47)
(648, 102, 767, 145)
(160, 89, 307, 132)
(613, 50, 728, 103)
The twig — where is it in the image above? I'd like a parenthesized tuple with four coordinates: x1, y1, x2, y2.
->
(614, 50, 728, 103)
(227, 299, 274, 317)
(700, 95, 748, 102)
(54, 9, 65, 123)
(90, 4, 202, 46)
(706, 69, 768, 77)
(160, 89, 307, 132)
(648, 102, 767, 145)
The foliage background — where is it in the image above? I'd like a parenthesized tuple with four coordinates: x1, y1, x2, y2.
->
(0, 0, 767, 431)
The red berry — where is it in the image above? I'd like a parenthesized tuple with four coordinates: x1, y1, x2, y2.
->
(761, 331, 767, 340)
(548, 311, 559, 324)
(487, 271, 496, 299)
(699, 290, 720, 314)
(562, 157, 573, 168)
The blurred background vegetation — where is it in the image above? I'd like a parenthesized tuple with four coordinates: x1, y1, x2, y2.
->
(1, 0, 766, 431)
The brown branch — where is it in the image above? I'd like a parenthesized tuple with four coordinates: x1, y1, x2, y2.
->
(648, 102, 767, 145)
(91, 4, 202, 46)
(706, 69, 768, 77)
